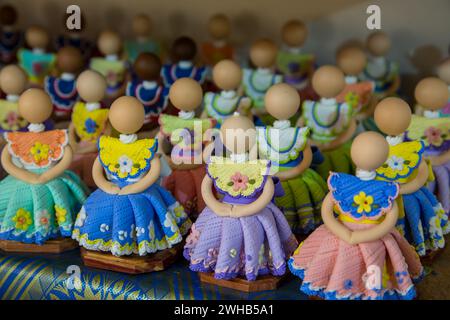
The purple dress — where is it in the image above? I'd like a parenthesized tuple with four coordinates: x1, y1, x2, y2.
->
(183, 156, 298, 281)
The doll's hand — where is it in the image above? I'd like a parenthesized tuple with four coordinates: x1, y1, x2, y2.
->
(213, 203, 233, 217)
(102, 183, 121, 195)
(117, 184, 143, 196)
(26, 173, 43, 185)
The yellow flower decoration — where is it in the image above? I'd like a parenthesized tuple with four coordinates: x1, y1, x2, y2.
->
(30, 142, 50, 162)
(353, 191, 374, 214)
(55, 206, 67, 224)
(12, 208, 32, 231)
(345, 91, 359, 109)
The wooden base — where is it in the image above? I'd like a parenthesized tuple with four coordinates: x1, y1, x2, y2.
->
(421, 248, 444, 266)
(0, 238, 78, 254)
(199, 272, 288, 293)
(80, 242, 183, 274)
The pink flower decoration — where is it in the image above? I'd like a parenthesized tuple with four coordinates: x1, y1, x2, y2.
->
(230, 172, 249, 191)
(424, 126, 443, 146)
(6, 111, 18, 127)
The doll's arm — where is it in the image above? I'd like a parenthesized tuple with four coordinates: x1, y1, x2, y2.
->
(118, 157, 161, 195)
(275, 143, 313, 181)
(92, 156, 120, 194)
(320, 119, 357, 151)
(295, 116, 305, 128)
(399, 161, 428, 195)
(201, 175, 232, 217)
(230, 178, 274, 218)
(349, 201, 399, 245)
(430, 149, 450, 167)
(386, 75, 401, 97)
(38, 145, 73, 184)
(321, 192, 352, 243)
(1, 146, 40, 184)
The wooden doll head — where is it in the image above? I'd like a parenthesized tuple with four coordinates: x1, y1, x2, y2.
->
(25, 26, 49, 50)
(0, 4, 17, 26)
(134, 52, 161, 81)
(336, 46, 367, 76)
(250, 39, 277, 69)
(76, 70, 106, 103)
(172, 36, 197, 62)
(281, 19, 308, 47)
(366, 31, 391, 57)
(415, 77, 449, 111)
(97, 30, 122, 56)
(351, 131, 389, 171)
(312, 65, 345, 98)
(109, 96, 145, 134)
(18, 89, 52, 123)
(265, 83, 300, 120)
(374, 97, 412, 136)
(212, 59, 242, 91)
(169, 78, 202, 112)
(132, 14, 152, 38)
(208, 13, 231, 41)
(56, 46, 83, 74)
(220, 114, 256, 154)
(0, 65, 27, 95)
(437, 58, 450, 85)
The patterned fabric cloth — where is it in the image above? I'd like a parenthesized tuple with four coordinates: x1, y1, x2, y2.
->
(359, 58, 398, 97)
(184, 156, 298, 281)
(203, 91, 245, 126)
(160, 63, 207, 87)
(276, 50, 314, 90)
(0, 29, 22, 65)
(17, 49, 55, 85)
(289, 172, 423, 300)
(0, 130, 89, 244)
(257, 124, 327, 234)
(124, 39, 161, 63)
(73, 136, 191, 256)
(376, 140, 450, 256)
(0, 99, 28, 132)
(335, 81, 374, 115)
(242, 68, 283, 111)
(44, 76, 79, 117)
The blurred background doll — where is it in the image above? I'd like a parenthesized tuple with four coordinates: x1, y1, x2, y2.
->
(405, 78, 450, 216)
(0, 4, 22, 66)
(257, 84, 327, 235)
(184, 114, 298, 281)
(299, 65, 356, 181)
(68, 70, 110, 188)
(72, 96, 190, 258)
(17, 25, 55, 87)
(0, 89, 88, 245)
(158, 78, 216, 217)
(436, 58, 450, 117)
(289, 132, 423, 300)
(124, 14, 161, 64)
(44, 46, 83, 124)
(161, 36, 206, 87)
(201, 13, 234, 68)
(374, 97, 449, 257)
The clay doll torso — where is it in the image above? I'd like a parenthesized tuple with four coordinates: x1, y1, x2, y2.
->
(161, 61, 207, 87)
(90, 55, 126, 96)
(0, 27, 22, 65)
(203, 90, 244, 125)
(359, 57, 398, 96)
(45, 72, 79, 118)
(18, 48, 55, 85)
(242, 68, 282, 111)
(0, 94, 27, 132)
(276, 47, 314, 90)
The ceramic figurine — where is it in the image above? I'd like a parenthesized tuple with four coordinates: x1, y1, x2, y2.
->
(0, 4, 22, 65)
(158, 78, 216, 217)
(161, 36, 206, 87)
(126, 52, 169, 132)
(406, 78, 450, 216)
(68, 70, 110, 188)
(359, 31, 400, 99)
(335, 45, 377, 132)
(0, 89, 88, 248)
(374, 97, 449, 257)
(276, 20, 315, 97)
(184, 114, 298, 287)
(300, 65, 356, 180)
(201, 13, 234, 67)
(124, 14, 161, 63)
(257, 84, 327, 234)
(242, 39, 283, 125)
(17, 26, 55, 86)
(0, 65, 28, 134)
(90, 30, 127, 103)
(289, 131, 423, 300)
(44, 46, 83, 122)
(436, 58, 450, 117)
(202, 59, 251, 126)
(72, 96, 190, 272)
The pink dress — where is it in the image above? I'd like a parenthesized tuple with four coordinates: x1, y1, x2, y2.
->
(289, 172, 424, 300)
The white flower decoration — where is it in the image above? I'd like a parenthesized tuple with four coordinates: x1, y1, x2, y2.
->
(135, 226, 145, 237)
(118, 230, 128, 241)
(118, 155, 133, 174)
(100, 223, 110, 233)
(163, 213, 177, 233)
(75, 207, 87, 227)
(36, 210, 51, 229)
(148, 221, 155, 239)
(387, 155, 405, 171)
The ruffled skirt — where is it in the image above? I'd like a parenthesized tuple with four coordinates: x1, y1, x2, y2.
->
(427, 161, 450, 215)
